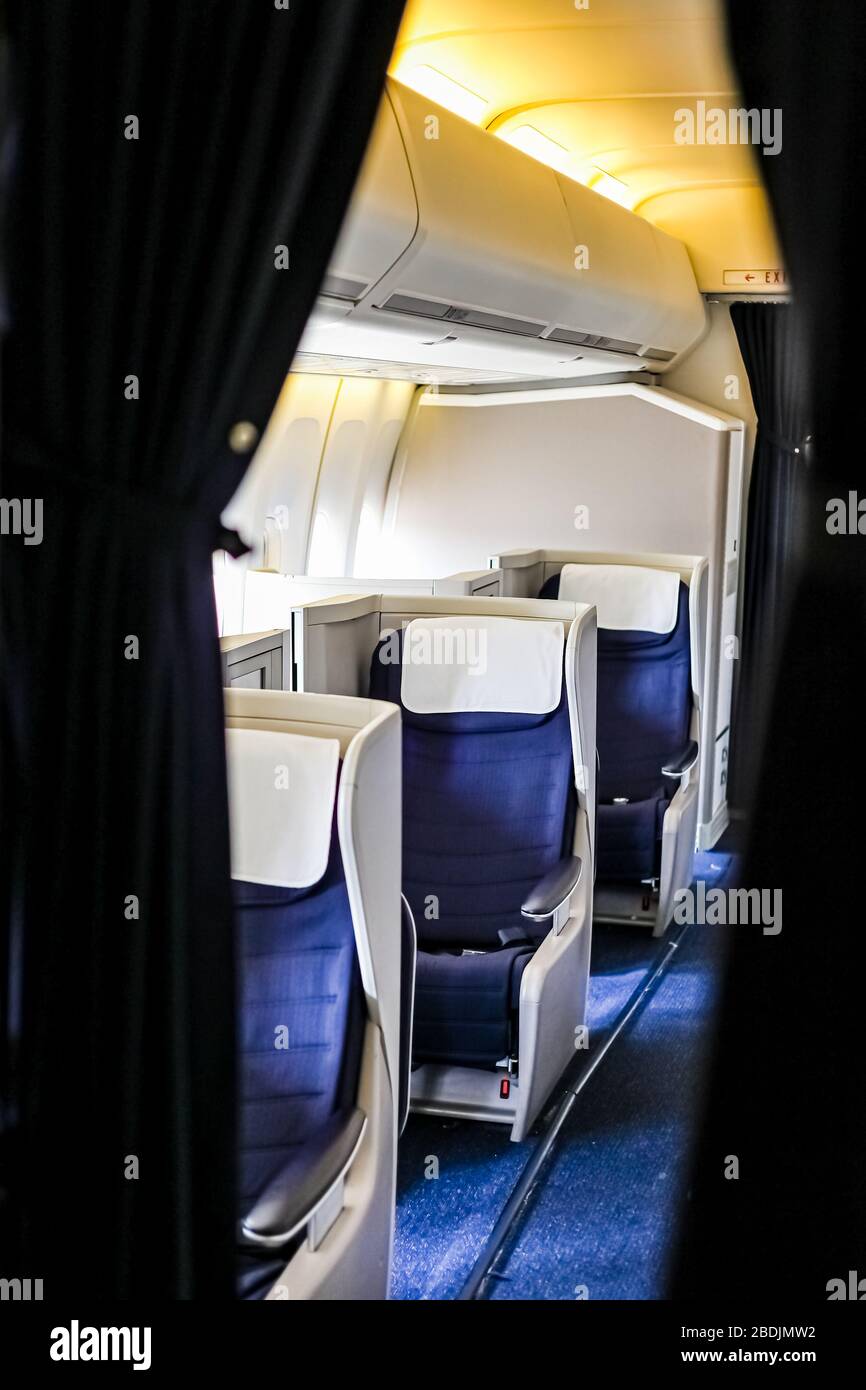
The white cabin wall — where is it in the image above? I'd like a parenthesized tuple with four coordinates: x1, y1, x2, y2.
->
(215, 372, 416, 635)
(381, 392, 728, 579)
(665, 301, 756, 494)
(222, 373, 342, 571)
(307, 377, 416, 576)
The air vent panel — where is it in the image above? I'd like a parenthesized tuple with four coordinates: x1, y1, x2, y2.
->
(381, 292, 451, 319)
(443, 307, 543, 338)
(320, 273, 370, 302)
(547, 328, 643, 355)
(380, 294, 543, 339)
(597, 335, 643, 355)
(546, 328, 599, 347)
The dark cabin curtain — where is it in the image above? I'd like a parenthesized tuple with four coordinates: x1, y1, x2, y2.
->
(0, 0, 405, 1299)
(675, 1, 866, 1297)
(728, 302, 809, 806)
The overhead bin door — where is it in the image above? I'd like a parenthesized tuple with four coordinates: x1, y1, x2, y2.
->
(326, 91, 419, 301)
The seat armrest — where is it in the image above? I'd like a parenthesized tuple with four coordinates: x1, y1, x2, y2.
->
(662, 740, 699, 778)
(239, 1106, 367, 1250)
(521, 855, 583, 934)
(399, 894, 417, 1136)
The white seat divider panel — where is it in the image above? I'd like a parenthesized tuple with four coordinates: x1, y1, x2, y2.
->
(399, 615, 565, 715)
(557, 564, 679, 634)
(226, 728, 340, 888)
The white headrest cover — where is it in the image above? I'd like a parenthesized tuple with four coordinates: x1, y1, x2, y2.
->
(557, 564, 680, 634)
(400, 615, 564, 715)
(226, 728, 340, 888)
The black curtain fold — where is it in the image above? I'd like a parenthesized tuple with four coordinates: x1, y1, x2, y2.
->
(728, 301, 809, 806)
(0, 0, 405, 1298)
(675, 0, 866, 1297)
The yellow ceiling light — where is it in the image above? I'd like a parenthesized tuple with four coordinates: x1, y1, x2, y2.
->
(496, 130, 634, 210)
(399, 64, 488, 124)
(497, 124, 575, 177)
(590, 167, 633, 210)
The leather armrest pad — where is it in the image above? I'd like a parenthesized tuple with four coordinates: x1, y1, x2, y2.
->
(662, 739, 699, 777)
(521, 855, 583, 919)
(240, 1106, 366, 1248)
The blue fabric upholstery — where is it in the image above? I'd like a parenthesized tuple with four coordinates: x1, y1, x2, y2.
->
(542, 573, 693, 880)
(597, 797, 669, 881)
(233, 809, 364, 1290)
(370, 628, 575, 1067)
(414, 946, 534, 1067)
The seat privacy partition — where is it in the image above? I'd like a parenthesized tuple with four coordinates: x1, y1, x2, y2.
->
(225, 689, 404, 1299)
(214, 558, 503, 640)
(488, 551, 707, 934)
(289, 593, 597, 1141)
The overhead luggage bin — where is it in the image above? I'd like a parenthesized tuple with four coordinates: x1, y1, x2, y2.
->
(296, 80, 707, 385)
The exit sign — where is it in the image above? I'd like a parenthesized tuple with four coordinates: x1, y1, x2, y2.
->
(723, 269, 787, 288)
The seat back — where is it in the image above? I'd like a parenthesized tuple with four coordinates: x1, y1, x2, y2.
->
(369, 615, 576, 949)
(224, 690, 403, 1300)
(227, 728, 364, 1214)
(544, 565, 693, 804)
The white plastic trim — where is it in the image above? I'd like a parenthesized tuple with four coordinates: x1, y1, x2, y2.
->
(417, 382, 746, 430)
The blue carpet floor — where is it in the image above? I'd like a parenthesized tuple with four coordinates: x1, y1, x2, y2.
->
(391, 852, 738, 1300)
(486, 920, 729, 1299)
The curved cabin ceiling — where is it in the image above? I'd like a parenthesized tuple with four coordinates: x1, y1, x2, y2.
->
(390, 0, 784, 293)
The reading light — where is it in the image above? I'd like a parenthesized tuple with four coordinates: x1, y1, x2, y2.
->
(403, 65, 488, 124)
(497, 125, 575, 178)
(590, 167, 633, 209)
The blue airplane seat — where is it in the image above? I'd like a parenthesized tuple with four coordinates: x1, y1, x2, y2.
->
(540, 568, 693, 881)
(226, 726, 369, 1299)
(233, 825, 365, 1298)
(370, 624, 576, 1069)
(225, 695, 405, 1297)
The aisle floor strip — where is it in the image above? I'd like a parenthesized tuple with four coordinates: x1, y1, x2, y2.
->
(457, 918, 694, 1300)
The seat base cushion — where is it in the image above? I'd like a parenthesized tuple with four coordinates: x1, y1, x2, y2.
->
(597, 796, 667, 881)
(413, 944, 534, 1068)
